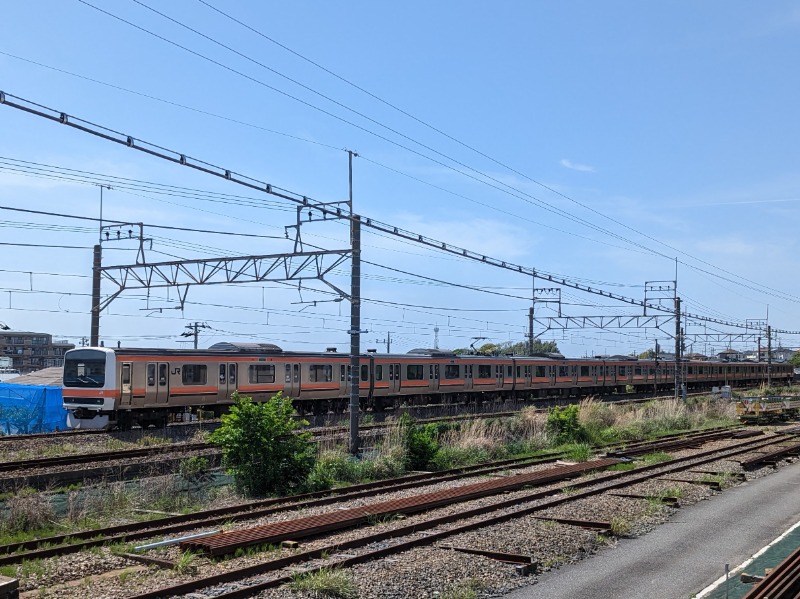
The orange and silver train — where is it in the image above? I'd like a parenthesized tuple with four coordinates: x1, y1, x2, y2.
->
(61, 342, 794, 429)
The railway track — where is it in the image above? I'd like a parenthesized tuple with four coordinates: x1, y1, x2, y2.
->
(0, 427, 744, 567)
(124, 431, 790, 599)
(1, 425, 787, 599)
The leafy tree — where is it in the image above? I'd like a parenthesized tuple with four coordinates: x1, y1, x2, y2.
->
(210, 392, 315, 497)
(638, 348, 656, 359)
(789, 352, 800, 368)
(453, 339, 560, 355)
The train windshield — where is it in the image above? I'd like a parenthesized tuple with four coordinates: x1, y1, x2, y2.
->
(63, 350, 107, 388)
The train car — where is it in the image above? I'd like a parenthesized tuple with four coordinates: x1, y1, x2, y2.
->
(735, 396, 800, 422)
(61, 343, 794, 430)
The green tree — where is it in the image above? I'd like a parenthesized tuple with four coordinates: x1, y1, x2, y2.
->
(789, 352, 800, 368)
(209, 392, 315, 497)
(638, 348, 656, 359)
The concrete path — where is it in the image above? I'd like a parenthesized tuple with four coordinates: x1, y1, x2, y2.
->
(502, 462, 800, 599)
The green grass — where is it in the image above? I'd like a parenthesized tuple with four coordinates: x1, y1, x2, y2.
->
(640, 452, 672, 465)
(174, 550, 198, 575)
(607, 462, 635, 472)
(442, 578, 485, 599)
(288, 568, 356, 598)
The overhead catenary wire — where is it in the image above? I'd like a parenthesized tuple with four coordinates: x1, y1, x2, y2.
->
(2, 92, 789, 334)
(95, 0, 795, 308)
(0, 47, 788, 314)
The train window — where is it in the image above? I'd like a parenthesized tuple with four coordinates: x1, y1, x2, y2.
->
(249, 364, 275, 383)
(285, 364, 292, 383)
(570, 366, 577, 377)
(535, 365, 546, 378)
(591, 366, 598, 376)
(159, 364, 167, 386)
(618, 366, 626, 377)
(375, 365, 383, 381)
(478, 365, 492, 378)
(121, 363, 131, 386)
(635, 366, 642, 376)
(445, 364, 460, 379)
(229, 363, 237, 385)
(219, 364, 226, 383)
(558, 366, 568, 377)
(435, 364, 440, 379)
(340, 365, 346, 382)
(429, 365, 435, 380)
(182, 364, 207, 385)
(506, 365, 513, 377)
(466, 365, 473, 378)
(580, 366, 589, 377)
(147, 364, 155, 386)
(361, 365, 369, 381)
(309, 365, 333, 383)
(516, 366, 521, 378)
(525, 365, 531, 377)
(407, 365, 424, 380)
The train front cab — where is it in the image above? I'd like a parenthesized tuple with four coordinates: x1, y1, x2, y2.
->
(62, 347, 117, 429)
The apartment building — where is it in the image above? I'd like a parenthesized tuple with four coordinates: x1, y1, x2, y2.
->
(1, 331, 75, 374)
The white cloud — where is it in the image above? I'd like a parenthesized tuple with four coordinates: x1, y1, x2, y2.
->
(560, 159, 596, 173)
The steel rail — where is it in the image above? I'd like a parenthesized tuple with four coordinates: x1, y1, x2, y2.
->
(0, 427, 741, 566)
(741, 545, 800, 599)
(0, 441, 211, 472)
(129, 434, 784, 599)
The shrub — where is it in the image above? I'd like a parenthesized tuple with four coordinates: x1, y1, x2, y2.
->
(2, 491, 54, 534)
(547, 405, 585, 444)
(179, 456, 211, 482)
(563, 442, 592, 462)
(210, 392, 315, 497)
(399, 414, 441, 470)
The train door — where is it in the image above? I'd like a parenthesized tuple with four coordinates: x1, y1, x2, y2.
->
(217, 363, 238, 399)
(389, 363, 401, 394)
(120, 362, 133, 406)
(156, 362, 170, 403)
(284, 363, 301, 397)
(464, 364, 473, 390)
(429, 364, 440, 391)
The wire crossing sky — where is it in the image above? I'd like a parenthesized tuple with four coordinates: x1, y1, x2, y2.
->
(1, 0, 799, 357)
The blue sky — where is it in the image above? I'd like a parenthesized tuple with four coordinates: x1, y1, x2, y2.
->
(1, 1, 799, 357)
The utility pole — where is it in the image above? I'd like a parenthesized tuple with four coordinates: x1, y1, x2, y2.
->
(347, 150, 361, 456)
(90, 244, 101, 347)
(528, 306, 534, 356)
(767, 325, 772, 387)
(181, 322, 209, 350)
(90, 185, 110, 348)
(675, 296, 683, 400)
(433, 327, 439, 350)
(375, 332, 391, 353)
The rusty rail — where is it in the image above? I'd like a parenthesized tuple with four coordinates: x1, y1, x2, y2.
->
(180, 459, 620, 556)
(131, 434, 782, 599)
(739, 441, 800, 469)
(742, 544, 800, 599)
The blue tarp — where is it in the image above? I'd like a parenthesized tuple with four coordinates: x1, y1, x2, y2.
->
(0, 383, 67, 435)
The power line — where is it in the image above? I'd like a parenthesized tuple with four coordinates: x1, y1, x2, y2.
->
(3, 92, 795, 334)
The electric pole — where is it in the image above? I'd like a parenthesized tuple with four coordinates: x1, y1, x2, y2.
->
(181, 322, 209, 350)
(375, 332, 391, 353)
(347, 150, 362, 456)
(675, 297, 683, 400)
(767, 325, 772, 387)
